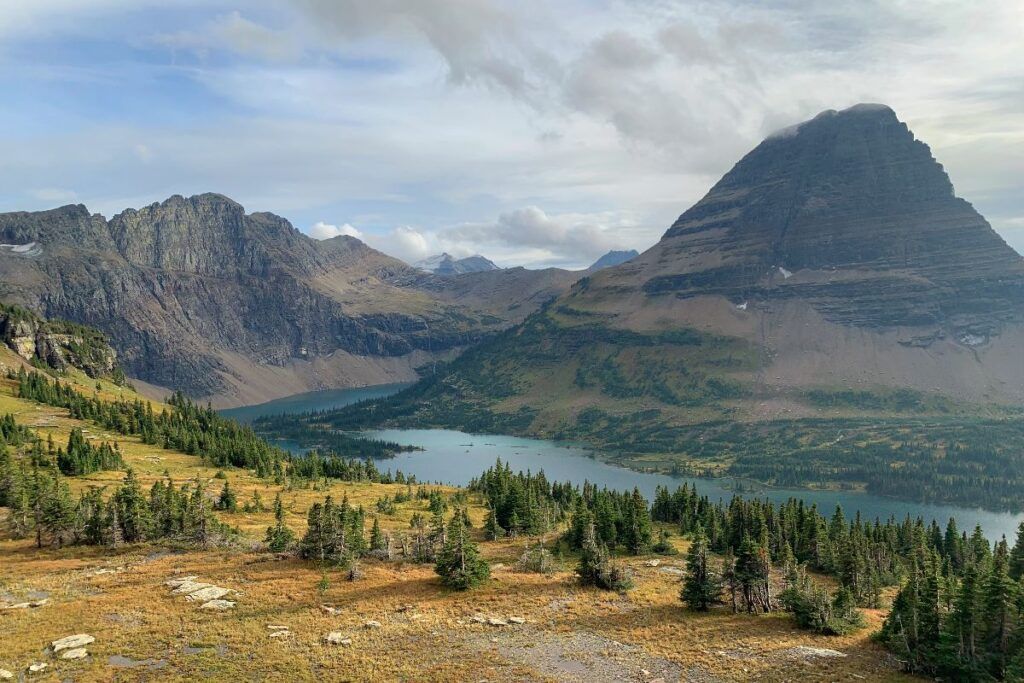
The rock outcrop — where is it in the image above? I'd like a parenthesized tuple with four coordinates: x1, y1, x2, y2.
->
(0, 303, 118, 378)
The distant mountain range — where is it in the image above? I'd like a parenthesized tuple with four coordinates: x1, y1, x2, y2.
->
(0, 195, 583, 406)
(415, 253, 500, 275)
(588, 249, 638, 271)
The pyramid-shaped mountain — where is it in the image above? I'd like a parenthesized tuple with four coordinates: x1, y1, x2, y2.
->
(336, 104, 1024, 459)
(591, 103, 1024, 335)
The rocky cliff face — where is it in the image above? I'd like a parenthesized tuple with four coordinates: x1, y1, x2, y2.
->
(0, 194, 578, 404)
(0, 304, 118, 378)
(615, 104, 1024, 339)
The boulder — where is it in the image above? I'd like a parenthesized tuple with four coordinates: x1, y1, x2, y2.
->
(363, 620, 382, 629)
(508, 617, 525, 624)
(171, 581, 213, 595)
(0, 669, 13, 680)
(324, 632, 352, 646)
(487, 618, 508, 627)
(51, 634, 95, 652)
(185, 586, 231, 602)
(61, 648, 89, 660)
(199, 599, 235, 611)
(27, 663, 47, 673)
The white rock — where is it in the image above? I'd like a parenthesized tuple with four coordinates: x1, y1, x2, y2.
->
(185, 586, 231, 602)
(52, 634, 95, 652)
(267, 624, 289, 630)
(27, 663, 47, 673)
(199, 599, 235, 610)
(269, 631, 290, 639)
(0, 669, 13, 680)
(487, 618, 508, 627)
(171, 581, 213, 595)
(508, 616, 525, 624)
(320, 605, 342, 615)
(324, 632, 351, 646)
(645, 559, 660, 567)
(165, 575, 199, 587)
(363, 620, 382, 629)
(470, 614, 487, 624)
(61, 648, 89, 660)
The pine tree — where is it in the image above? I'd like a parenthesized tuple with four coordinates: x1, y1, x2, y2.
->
(265, 493, 295, 552)
(370, 516, 386, 552)
(216, 479, 237, 512)
(981, 540, 1017, 679)
(1008, 522, 1024, 582)
(40, 473, 77, 548)
(681, 524, 721, 611)
(483, 505, 503, 541)
(435, 510, 490, 590)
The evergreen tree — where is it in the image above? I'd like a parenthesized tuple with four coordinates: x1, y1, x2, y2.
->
(435, 510, 489, 590)
(1009, 522, 1024, 582)
(681, 525, 721, 611)
(216, 479, 237, 512)
(265, 493, 295, 552)
(483, 505, 504, 541)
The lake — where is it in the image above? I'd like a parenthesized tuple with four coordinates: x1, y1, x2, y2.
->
(221, 385, 1024, 541)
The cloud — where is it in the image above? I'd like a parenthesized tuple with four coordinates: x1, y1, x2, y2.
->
(308, 220, 362, 240)
(442, 206, 641, 267)
(152, 11, 303, 62)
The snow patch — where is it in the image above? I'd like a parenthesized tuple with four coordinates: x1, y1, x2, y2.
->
(778, 266, 792, 279)
(0, 242, 42, 257)
(736, 302, 748, 311)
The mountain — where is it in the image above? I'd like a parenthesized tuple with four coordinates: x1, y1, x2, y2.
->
(324, 104, 1024, 506)
(588, 249, 638, 271)
(0, 194, 576, 406)
(415, 252, 500, 275)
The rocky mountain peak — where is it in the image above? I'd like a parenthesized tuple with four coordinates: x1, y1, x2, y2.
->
(595, 104, 1024, 334)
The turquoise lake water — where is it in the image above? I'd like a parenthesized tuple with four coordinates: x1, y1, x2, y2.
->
(222, 385, 1024, 541)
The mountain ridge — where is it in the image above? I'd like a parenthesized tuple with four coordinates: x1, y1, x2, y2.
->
(0, 193, 579, 406)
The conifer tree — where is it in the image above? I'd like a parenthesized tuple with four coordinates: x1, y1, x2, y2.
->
(216, 479, 237, 512)
(265, 493, 295, 552)
(1008, 522, 1024, 582)
(370, 516, 386, 552)
(681, 524, 721, 611)
(435, 510, 489, 590)
(483, 505, 504, 541)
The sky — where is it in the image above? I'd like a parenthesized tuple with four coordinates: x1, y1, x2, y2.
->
(0, 0, 1022, 269)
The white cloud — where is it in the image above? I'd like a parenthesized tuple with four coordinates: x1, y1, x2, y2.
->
(308, 220, 362, 240)
(444, 206, 638, 265)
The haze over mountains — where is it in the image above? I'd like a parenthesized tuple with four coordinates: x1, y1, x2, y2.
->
(415, 253, 500, 275)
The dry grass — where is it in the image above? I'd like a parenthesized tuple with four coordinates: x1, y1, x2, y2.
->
(0, 352, 915, 681)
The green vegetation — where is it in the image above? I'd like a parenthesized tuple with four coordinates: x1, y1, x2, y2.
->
(435, 511, 490, 590)
(880, 527, 1024, 680)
